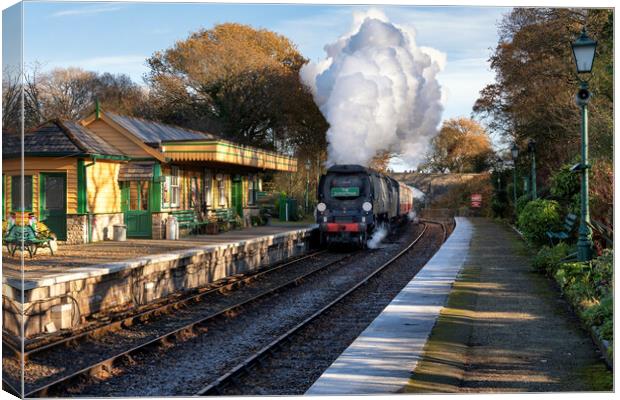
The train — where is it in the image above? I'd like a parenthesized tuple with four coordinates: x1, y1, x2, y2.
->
(315, 164, 414, 247)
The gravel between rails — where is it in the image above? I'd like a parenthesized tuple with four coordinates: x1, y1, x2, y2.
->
(3, 250, 350, 394)
(60, 222, 432, 396)
(220, 222, 445, 395)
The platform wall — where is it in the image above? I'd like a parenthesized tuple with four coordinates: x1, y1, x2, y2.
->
(3, 228, 314, 339)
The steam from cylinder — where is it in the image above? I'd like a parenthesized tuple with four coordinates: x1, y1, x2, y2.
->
(301, 9, 445, 168)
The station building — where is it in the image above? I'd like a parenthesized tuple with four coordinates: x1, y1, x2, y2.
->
(2, 109, 296, 244)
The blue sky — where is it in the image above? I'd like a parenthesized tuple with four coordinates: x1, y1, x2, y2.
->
(5, 1, 511, 168)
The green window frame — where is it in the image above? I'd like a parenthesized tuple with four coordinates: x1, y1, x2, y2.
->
(11, 175, 33, 212)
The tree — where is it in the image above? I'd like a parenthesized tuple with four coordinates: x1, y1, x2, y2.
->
(145, 23, 327, 152)
(2, 68, 22, 134)
(421, 118, 494, 173)
(473, 9, 613, 182)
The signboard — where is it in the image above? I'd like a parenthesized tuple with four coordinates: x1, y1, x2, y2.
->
(471, 193, 482, 208)
(331, 187, 360, 197)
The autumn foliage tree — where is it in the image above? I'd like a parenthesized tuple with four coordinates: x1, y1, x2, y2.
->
(145, 23, 327, 153)
(421, 118, 494, 173)
(474, 8, 613, 227)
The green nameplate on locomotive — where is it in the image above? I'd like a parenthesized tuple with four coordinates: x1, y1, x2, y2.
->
(331, 187, 359, 197)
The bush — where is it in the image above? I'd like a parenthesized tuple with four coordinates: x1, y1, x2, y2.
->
(591, 249, 613, 298)
(517, 199, 562, 246)
(533, 243, 571, 274)
(582, 293, 613, 341)
(515, 194, 531, 216)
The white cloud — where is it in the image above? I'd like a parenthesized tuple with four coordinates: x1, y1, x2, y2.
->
(51, 4, 124, 18)
(45, 55, 149, 83)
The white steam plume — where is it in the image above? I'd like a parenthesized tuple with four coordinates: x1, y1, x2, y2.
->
(301, 9, 445, 168)
(367, 225, 388, 249)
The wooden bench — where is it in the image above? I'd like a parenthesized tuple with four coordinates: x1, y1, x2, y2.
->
(3, 225, 55, 258)
(214, 208, 239, 230)
(546, 213, 578, 245)
(170, 210, 211, 234)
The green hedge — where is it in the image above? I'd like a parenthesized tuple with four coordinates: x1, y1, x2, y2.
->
(517, 199, 562, 246)
(534, 246, 613, 354)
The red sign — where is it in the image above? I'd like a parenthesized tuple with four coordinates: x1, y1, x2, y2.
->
(471, 193, 482, 208)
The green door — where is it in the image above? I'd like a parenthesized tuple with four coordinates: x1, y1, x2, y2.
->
(39, 173, 67, 240)
(231, 176, 243, 217)
(122, 181, 152, 238)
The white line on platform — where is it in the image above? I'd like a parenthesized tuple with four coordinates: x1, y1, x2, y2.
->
(305, 217, 473, 395)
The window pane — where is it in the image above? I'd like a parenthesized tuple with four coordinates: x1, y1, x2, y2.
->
(45, 176, 65, 210)
(140, 182, 149, 211)
(129, 181, 139, 210)
(205, 172, 212, 207)
(12, 175, 32, 211)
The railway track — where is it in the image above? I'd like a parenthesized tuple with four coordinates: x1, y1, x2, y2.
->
(194, 221, 442, 396)
(3, 249, 359, 397)
(3, 249, 328, 359)
(3, 220, 445, 397)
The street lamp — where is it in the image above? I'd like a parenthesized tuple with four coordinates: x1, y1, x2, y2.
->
(528, 139, 537, 200)
(511, 143, 519, 208)
(571, 27, 597, 261)
(305, 159, 311, 213)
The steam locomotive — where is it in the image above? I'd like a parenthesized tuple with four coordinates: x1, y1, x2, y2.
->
(316, 164, 414, 247)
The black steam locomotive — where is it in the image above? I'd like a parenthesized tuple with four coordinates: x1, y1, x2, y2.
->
(316, 164, 414, 247)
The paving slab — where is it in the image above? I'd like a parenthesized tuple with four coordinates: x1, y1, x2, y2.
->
(305, 217, 473, 395)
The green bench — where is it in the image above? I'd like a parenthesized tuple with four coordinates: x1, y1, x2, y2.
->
(214, 208, 239, 230)
(170, 210, 210, 234)
(546, 213, 577, 245)
(3, 225, 55, 258)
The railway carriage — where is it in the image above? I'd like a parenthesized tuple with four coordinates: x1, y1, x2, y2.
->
(316, 164, 414, 247)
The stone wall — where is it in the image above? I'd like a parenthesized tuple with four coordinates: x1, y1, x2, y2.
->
(152, 212, 168, 240)
(3, 227, 315, 339)
(89, 213, 124, 242)
(65, 214, 87, 245)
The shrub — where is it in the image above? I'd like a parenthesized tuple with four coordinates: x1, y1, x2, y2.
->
(591, 249, 613, 298)
(517, 199, 562, 246)
(550, 163, 580, 200)
(583, 293, 613, 341)
(515, 194, 531, 216)
(533, 243, 571, 274)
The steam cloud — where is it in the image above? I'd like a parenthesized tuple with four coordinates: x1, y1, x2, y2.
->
(301, 9, 445, 168)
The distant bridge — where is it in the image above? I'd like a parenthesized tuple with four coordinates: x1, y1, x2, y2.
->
(388, 172, 490, 203)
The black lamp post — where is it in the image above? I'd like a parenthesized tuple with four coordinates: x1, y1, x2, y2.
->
(511, 143, 519, 207)
(528, 139, 537, 200)
(571, 27, 597, 261)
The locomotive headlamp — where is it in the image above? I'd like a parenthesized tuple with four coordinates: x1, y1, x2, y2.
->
(362, 202, 372, 212)
(317, 203, 327, 212)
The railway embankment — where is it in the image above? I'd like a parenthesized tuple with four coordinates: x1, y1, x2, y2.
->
(404, 218, 612, 393)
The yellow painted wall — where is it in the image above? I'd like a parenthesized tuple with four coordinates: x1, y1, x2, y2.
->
(86, 120, 150, 158)
(87, 160, 122, 213)
(3, 157, 78, 215)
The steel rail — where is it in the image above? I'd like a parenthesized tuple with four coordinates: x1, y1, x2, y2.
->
(19, 250, 358, 397)
(4, 249, 328, 360)
(194, 222, 433, 396)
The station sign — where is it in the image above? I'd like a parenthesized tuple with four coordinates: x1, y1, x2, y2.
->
(471, 193, 482, 208)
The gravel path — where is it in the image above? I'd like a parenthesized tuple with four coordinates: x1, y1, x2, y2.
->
(404, 218, 612, 393)
(60, 222, 430, 396)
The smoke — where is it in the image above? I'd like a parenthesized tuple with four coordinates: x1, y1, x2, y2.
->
(367, 225, 388, 249)
(407, 210, 418, 223)
(301, 9, 445, 168)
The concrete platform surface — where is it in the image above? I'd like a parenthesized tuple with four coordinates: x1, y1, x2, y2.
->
(2, 224, 315, 290)
(305, 217, 473, 395)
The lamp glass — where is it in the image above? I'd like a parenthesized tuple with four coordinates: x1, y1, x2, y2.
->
(571, 31, 597, 73)
(511, 145, 519, 160)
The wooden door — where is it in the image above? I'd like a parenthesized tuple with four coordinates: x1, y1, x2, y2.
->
(122, 181, 152, 238)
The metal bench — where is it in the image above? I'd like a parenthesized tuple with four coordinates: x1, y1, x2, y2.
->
(3, 224, 55, 258)
(546, 213, 578, 245)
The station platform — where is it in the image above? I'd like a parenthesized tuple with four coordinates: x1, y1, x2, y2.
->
(306, 217, 473, 395)
(2, 224, 316, 339)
